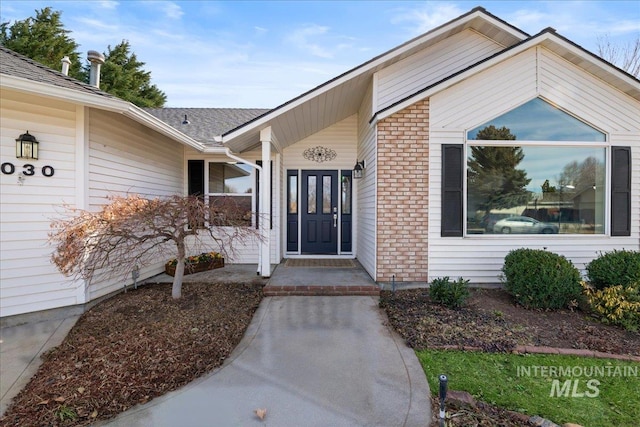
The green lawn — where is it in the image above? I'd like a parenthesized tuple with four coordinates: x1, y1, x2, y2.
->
(417, 350, 640, 427)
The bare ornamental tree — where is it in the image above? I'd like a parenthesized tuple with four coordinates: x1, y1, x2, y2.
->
(49, 194, 261, 299)
(597, 34, 640, 78)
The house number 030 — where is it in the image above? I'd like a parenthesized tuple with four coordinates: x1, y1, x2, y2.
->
(1, 162, 55, 177)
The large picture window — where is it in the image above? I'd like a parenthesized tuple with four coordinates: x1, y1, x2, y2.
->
(208, 162, 253, 226)
(465, 98, 607, 235)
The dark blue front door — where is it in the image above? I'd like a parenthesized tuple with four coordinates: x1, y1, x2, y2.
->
(301, 170, 338, 254)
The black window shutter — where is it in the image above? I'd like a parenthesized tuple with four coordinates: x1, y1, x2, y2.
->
(188, 160, 205, 196)
(442, 144, 464, 237)
(611, 146, 631, 236)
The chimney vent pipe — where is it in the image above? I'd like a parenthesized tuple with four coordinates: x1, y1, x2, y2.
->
(87, 50, 105, 88)
(61, 56, 71, 76)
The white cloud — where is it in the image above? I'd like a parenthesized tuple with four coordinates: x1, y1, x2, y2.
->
(254, 26, 268, 35)
(74, 17, 120, 32)
(98, 1, 119, 10)
(390, 3, 465, 35)
(160, 2, 184, 19)
(137, 1, 184, 19)
(286, 24, 333, 58)
(507, 9, 548, 32)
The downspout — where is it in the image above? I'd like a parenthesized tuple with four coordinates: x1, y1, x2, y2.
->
(224, 147, 262, 172)
(224, 147, 263, 274)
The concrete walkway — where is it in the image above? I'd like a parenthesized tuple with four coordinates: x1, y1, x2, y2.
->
(100, 296, 431, 427)
(1, 316, 80, 414)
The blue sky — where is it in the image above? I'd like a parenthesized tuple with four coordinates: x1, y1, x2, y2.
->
(1, 1, 638, 108)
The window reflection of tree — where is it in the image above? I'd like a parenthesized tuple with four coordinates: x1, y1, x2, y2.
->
(468, 126, 531, 227)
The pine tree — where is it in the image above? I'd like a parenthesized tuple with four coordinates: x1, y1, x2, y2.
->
(96, 40, 167, 107)
(468, 126, 531, 216)
(0, 7, 83, 79)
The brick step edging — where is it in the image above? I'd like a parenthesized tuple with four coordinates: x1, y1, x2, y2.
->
(264, 285, 380, 296)
(431, 344, 640, 362)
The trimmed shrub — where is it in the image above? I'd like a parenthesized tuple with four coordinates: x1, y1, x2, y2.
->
(583, 282, 640, 332)
(429, 276, 470, 309)
(586, 249, 640, 290)
(502, 248, 582, 310)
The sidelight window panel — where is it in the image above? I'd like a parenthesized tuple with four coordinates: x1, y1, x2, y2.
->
(307, 176, 317, 214)
(323, 175, 332, 214)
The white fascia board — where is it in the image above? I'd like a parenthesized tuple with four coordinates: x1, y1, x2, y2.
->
(542, 37, 640, 91)
(1, 74, 129, 111)
(1, 74, 206, 152)
(222, 9, 524, 144)
(376, 32, 640, 122)
(202, 146, 228, 154)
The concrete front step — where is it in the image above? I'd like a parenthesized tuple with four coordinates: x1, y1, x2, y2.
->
(264, 285, 380, 296)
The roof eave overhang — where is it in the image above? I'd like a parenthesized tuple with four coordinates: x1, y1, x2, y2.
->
(1, 74, 206, 152)
(221, 7, 529, 151)
(373, 31, 640, 123)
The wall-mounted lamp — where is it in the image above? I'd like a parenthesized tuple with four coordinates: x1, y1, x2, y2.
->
(353, 160, 365, 179)
(16, 131, 39, 160)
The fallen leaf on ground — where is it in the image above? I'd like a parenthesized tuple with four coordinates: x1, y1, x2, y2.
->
(255, 408, 267, 420)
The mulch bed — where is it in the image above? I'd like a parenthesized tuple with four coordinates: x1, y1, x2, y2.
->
(380, 288, 640, 356)
(0, 282, 263, 427)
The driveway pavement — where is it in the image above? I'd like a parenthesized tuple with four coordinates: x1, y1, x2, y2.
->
(100, 296, 431, 427)
(1, 316, 80, 415)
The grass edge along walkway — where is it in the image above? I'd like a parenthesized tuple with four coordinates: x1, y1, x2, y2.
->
(417, 349, 639, 427)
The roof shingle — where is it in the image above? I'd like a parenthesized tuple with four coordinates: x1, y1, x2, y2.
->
(143, 107, 270, 145)
(0, 46, 116, 99)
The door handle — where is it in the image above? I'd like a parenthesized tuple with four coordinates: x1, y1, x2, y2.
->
(333, 213, 337, 228)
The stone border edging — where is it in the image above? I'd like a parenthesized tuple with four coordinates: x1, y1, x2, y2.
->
(431, 344, 640, 362)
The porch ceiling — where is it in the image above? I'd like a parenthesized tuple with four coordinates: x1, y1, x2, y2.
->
(221, 9, 528, 153)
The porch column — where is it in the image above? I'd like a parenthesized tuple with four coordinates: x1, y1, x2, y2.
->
(259, 127, 272, 277)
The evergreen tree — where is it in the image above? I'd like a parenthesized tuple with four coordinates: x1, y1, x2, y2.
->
(468, 126, 531, 216)
(0, 7, 83, 79)
(96, 40, 167, 107)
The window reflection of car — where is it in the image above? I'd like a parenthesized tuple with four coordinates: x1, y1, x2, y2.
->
(493, 216, 559, 234)
(481, 213, 514, 231)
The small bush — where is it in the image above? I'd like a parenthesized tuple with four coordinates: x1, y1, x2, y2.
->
(586, 249, 640, 290)
(502, 248, 582, 310)
(429, 276, 470, 308)
(583, 282, 640, 332)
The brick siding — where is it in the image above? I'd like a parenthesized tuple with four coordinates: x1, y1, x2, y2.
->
(376, 99, 429, 282)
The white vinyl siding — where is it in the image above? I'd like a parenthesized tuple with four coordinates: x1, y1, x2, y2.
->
(88, 109, 183, 206)
(86, 109, 184, 300)
(282, 115, 358, 171)
(428, 46, 640, 284)
(0, 90, 81, 317)
(356, 83, 377, 278)
(376, 29, 505, 113)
